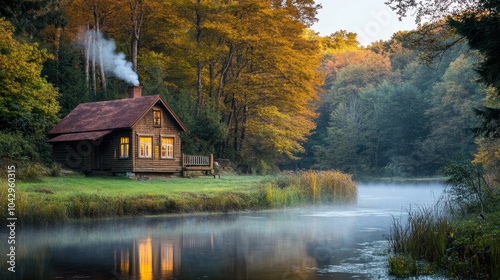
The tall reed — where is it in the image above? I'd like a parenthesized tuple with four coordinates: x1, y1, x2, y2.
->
(388, 205, 451, 277)
(388, 204, 500, 278)
(262, 170, 357, 206)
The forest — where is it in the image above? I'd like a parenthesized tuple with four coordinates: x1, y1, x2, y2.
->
(0, 0, 498, 178)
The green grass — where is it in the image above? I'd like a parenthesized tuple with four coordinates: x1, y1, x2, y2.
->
(19, 175, 262, 198)
(388, 204, 500, 279)
(1, 171, 358, 225)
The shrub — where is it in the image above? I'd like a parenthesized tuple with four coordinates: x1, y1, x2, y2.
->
(441, 157, 494, 214)
(48, 162, 63, 177)
(0, 132, 38, 162)
(18, 162, 49, 182)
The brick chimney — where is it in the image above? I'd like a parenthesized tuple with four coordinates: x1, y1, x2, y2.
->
(127, 86, 142, 98)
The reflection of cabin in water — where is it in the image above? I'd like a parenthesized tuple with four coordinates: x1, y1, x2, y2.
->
(114, 232, 316, 280)
(47, 86, 214, 176)
(114, 237, 182, 280)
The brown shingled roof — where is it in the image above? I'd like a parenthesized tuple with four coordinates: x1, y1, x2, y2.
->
(48, 95, 186, 135)
(47, 130, 113, 143)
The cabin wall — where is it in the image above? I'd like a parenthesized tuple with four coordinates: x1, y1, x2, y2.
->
(132, 105, 183, 173)
(109, 130, 133, 173)
(52, 141, 92, 171)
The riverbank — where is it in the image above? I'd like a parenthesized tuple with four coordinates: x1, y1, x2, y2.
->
(0, 170, 357, 225)
(386, 163, 500, 279)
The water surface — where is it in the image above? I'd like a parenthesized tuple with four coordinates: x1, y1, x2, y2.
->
(0, 182, 444, 279)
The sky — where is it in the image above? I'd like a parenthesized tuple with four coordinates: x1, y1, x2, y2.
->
(311, 0, 417, 45)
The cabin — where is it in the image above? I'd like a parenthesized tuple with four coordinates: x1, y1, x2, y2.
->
(47, 86, 214, 177)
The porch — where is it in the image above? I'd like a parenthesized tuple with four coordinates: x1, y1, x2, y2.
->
(182, 154, 217, 177)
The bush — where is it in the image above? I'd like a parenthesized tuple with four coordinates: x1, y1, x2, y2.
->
(18, 162, 49, 182)
(442, 157, 496, 215)
(0, 131, 38, 161)
(48, 162, 63, 177)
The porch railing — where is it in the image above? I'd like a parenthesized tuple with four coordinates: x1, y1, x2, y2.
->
(182, 154, 212, 166)
(182, 154, 215, 177)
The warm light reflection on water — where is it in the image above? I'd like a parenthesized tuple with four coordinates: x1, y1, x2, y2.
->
(0, 182, 445, 280)
(114, 237, 181, 279)
(138, 238, 153, 280)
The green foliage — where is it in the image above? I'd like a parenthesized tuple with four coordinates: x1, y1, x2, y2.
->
(0, 18, 60, 164)
(388, 255, 434, 277)
(18, 162, 49, 182)
(388, 157, 500, 278)
(311, 35, 483, 177)
(446, 215, 500, 279)
(0, 0, 66, 37)
(47, 162, 63, 177)
(43, 44, 89, 116)
(0, 18, 60, 132)
(441, 157, 495, 214)
(0, 132, 38, 162)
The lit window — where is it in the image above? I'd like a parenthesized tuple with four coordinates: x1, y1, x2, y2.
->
(139, 136, 153, 158)
(161, 137, 174, 158)
(120, 137, 129, 158)
(153, 110, 161, 126)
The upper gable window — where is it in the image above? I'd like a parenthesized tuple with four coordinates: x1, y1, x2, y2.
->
(153, 110, 161, 126)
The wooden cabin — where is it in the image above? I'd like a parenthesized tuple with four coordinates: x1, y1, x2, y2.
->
(47, 86, 214, 177)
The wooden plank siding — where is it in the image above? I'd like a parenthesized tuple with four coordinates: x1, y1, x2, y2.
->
(132, 105, 183, 173)
(52, 141, 93, 171)
(108, 130, 133, 173)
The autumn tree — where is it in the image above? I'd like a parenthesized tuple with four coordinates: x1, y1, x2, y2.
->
(0, 18, 60, 161)
(386, 0, 500, 178)
(0, 0, 66, 38)
(144, 0, 322, 171)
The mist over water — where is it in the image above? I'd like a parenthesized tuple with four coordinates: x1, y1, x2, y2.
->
(0, 182, 445, 279)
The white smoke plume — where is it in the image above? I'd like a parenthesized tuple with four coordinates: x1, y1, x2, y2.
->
(80, 30, 139, 86)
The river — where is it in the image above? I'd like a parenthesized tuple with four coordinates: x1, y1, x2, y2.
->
(1, 182, 445, 279)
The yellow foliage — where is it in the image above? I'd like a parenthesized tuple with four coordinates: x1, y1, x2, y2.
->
(0, 18, 60, 126)
(473, 137, 500, 186)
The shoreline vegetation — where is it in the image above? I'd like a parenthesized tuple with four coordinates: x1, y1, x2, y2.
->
(0, 170, 357, 226)
(387, 160, 500, 279)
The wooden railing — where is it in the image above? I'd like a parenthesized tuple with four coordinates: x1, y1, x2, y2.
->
(183, 154, 211, 166)
(182, 154, 215, 177)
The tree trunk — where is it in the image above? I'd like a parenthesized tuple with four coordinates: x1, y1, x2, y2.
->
(195, 0, 203, 117)
(130, 0, 144, 74)
(94, 3, 106, 93)
(216, 44, 234, 112)
(85, 25, 91, 91)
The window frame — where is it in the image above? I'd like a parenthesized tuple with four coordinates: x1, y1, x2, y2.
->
(153, 110, 162, 127)
(160, 136, 175, 159)
(119, 136, 130, 159)
(138, 135, 153, 158)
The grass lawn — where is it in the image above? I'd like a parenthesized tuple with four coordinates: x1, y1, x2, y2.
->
(2, 174, 270, 224)
(19, 175, 265, 199)
(2, 171, 356, 225)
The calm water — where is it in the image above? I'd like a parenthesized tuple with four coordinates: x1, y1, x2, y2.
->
(0, 182, 445, 280)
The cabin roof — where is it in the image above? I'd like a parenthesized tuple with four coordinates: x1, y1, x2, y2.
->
(48, 95, 187, 135)
(46, 130, 113, 143)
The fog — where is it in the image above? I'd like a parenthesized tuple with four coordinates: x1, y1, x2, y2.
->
(0, 182, 445, 279)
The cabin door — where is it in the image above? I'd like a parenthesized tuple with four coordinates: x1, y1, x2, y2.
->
(91, 144, 101, 170)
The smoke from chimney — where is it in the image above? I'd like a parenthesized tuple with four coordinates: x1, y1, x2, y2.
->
(79, 30, 139, 86)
